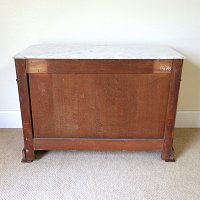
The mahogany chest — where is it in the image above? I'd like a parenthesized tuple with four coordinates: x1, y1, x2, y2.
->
(14, 44, 184, 162)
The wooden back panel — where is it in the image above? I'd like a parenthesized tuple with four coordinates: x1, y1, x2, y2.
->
(29, 71, 170, 139)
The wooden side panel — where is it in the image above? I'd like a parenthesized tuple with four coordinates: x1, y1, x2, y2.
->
(162, 59, 183, 161)
(33, 138, 164, 151)
(29, 73, 170, 139)
(15, 59, 35, 162)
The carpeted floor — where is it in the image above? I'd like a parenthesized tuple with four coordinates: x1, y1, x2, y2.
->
(0, 128, 200, 200)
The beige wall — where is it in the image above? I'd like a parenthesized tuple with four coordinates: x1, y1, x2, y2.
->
(0, 0, 200, 111)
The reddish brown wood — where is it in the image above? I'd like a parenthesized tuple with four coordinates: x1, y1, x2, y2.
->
(33, 138, 163, 151)
(15, 59, 35, 162)
(15, 58, 183, 162)
(29, 73, 170, 139)
(26, 59, 173, 74)
(161, 59, 183, 161)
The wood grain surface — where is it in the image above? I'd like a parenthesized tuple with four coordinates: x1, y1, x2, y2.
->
(15, 59, 35, 162)
(26, 59, 173, 74)
(29, 73, 170, 139)
(15, 58, 183, 162)
(33, 138, 163, 151)
(162, 60, 183, 161)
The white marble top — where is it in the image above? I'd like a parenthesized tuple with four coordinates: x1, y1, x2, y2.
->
(14, 44, 185, 59)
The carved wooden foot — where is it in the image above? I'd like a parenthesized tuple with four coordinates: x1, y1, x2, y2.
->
(21, 148, 35, 163)
(165, 147, 176, 162)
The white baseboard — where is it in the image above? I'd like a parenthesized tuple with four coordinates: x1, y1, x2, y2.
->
(175, 111, 200, 128)
(0, 111, 200, 128)
(0, 111, 22, 128)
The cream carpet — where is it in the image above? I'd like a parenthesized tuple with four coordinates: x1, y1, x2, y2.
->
(0, 128, 200, 200)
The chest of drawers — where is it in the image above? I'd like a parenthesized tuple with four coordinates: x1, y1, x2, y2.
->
(14, 44, 184, 162)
